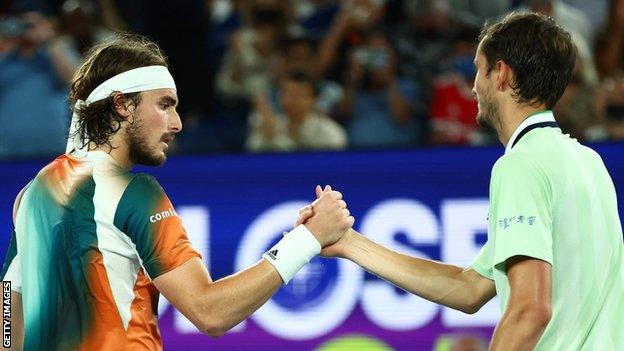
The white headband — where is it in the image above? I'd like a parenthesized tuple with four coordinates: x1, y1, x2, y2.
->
(66, 65, 176, 157)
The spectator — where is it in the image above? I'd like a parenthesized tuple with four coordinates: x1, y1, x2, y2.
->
(520, 0, 598, 85)
(337, 29, 422, 149)
(247, 70, 347, 152)
(53, 0, 114, 71)
(554, 56, 602, 140)
(428, 26, 488, 146)
(595, 0, 624, 77)
(448, 0, 512, 28)
(317, 0, 386, 81)
(216, 0, 291, 100)
(0, 11, 73, 160)
(602, 74, 624, 141)
(293, 0, 340, 39)
(561, 0, 609, 31)
(269, 35, 343, 115)
(586, 72, 624, 142)
(519, 0, 594, 48)
(130, 0, 211, 122)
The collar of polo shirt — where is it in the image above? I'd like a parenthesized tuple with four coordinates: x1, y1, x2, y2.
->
(505, 110, 556, 154)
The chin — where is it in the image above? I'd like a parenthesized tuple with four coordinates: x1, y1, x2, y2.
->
(132, 151, 166, 167)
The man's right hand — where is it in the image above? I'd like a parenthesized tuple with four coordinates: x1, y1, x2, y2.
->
(303, 185, 354, 247)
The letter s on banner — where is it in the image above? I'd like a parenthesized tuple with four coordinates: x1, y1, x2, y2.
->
(360, 199, 439, 331)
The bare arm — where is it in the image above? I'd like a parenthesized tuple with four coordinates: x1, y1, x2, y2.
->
(252, 93, 278, 140)
(327, 229, 496, 313)
(317, 11, 350, 77)
(97, 0, 127, 31)
(336, 52, 364, 121)
(8, 292, 23, 351)
(153, 257, 281, 337)
(47, 39, 79, 85)
(7, 187, 27, 350)
(153, 188, 353, 337)
(386, 80, 412, 124)
(489, 256, 551, 351)
(596, 0, 624, 76)
(337, 83, 357, 120)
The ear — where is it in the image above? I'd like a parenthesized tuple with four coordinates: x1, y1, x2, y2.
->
(495, 60, 514, 92)
(112, 92, 134, 119)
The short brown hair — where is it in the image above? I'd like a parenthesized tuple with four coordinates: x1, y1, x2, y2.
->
(282, 70, 319, 96)
(69, 33, 168, 149)
(478, 12, 577, 109)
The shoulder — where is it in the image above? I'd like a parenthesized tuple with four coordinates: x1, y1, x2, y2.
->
(120, 173, 168, 205)
(125, 173, 163, 192)
(309, 112, 345, 130)
(492, 151, 544, 181)
(12, 182, 32, 223)
(114, 173, 170, 228)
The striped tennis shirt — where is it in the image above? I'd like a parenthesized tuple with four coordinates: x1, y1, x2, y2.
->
(2, 151, 201, 350)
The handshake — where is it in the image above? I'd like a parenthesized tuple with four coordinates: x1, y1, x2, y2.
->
(262, 185, 357, 284)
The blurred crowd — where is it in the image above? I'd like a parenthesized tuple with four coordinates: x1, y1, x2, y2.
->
(1, 0, 624, 160)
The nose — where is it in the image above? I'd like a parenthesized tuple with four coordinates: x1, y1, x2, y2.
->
(170, 110, 183, 133)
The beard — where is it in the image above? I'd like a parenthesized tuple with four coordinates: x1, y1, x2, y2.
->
(125, 115, 168, 167)
(475, 92, 500, 131)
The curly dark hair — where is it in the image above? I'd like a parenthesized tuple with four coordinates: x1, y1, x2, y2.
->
(478, 12, 577, 109)
(69, 33, 168, 150)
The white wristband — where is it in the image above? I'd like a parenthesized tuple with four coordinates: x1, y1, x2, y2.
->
(262, 224, 321, 284)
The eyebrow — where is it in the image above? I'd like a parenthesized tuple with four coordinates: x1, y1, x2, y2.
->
(159, 95, 178, 107)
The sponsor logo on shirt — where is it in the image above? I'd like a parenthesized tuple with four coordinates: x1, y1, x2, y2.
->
(498, 214, 537, 229)
(149, 208, 179, 223)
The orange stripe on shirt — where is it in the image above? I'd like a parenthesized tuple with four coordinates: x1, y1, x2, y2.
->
(75, 250, 127, 351)
(126, 269, 163, 351)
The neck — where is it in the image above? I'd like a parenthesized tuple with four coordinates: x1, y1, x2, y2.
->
(288, 113, 308, 126)
(497, 102, 548, 146)
(91, 134, 134, 170)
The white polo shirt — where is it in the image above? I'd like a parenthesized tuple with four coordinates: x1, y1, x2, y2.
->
(472, 110, 624, 350)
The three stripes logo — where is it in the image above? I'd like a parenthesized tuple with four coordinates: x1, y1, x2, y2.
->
(266, 249, 279, 260)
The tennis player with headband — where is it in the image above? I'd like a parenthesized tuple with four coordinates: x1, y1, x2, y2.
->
(1, 34, 354, 350)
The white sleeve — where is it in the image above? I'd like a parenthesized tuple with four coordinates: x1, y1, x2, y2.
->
(3, 252, 21, 293)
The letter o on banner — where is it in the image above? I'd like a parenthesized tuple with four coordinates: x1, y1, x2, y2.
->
(236, 201, 364, 340)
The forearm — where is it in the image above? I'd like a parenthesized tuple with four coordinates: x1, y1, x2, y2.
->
(47, 41, 78, 85)
(195, 259, 281, 336)
(489, 307, 550, 350)
(252, 95, 277, 139)
(337, 86, 356, 120)
(10, 292, 23, 351)
(97, 0, 127, 31)
(387, 82, 411, 124)
(317, 18, 348, 76)
(344, 231, 490, 313)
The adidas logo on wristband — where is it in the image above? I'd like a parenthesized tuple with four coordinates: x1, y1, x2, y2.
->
(266, 249, 279, 260)
(261, 225, 321, 284)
